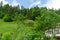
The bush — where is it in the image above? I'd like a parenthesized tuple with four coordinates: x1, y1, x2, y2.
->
(0, 11, 4, 19)
(50, 37, 56, 40)
(3, 15, 13, 22)
(4, 17, 13, 22)
(24, 20, 34, 26)
(44, 37, 57, 40)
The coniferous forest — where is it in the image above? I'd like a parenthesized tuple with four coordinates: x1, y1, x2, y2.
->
(0, 2, 60, 40)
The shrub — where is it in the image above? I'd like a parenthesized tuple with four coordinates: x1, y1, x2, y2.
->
(24, 20, 34, 26)
(3, 15, 13, 22)
(0, 11, 4, 19)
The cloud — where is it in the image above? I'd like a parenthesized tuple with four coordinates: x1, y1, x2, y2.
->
(43, 0, 60, 9)
(38, 0, 52, 8)
(29, 0, 41, 9)
(11, 0, 21, 9)
(29, 0, 60, 9)
(52, 0, 60, 9)
(0, 0, 20, 6)
(12, 0, 19, 6)
(0, 0, 8, 5)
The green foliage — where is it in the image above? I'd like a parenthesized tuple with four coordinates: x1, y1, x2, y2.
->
(34, 10, 60, 31)
(1, 33, 12, 40)
(3, 15, 13, 22)
(0, 11, 4, 19)
(30, 6, 40, 20)
(24, 20, 34, 26)
(44, 37, 56, 40)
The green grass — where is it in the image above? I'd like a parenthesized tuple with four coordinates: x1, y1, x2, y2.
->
(0, 19, 33, 34)
(0, 19, 17, 33)
(0, 19, 34, 40)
